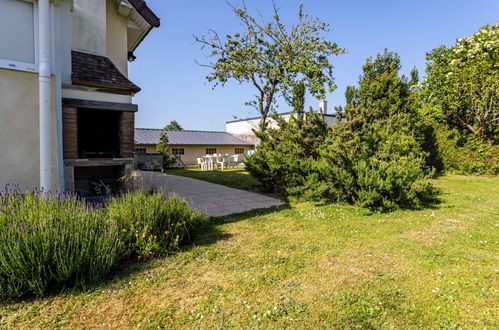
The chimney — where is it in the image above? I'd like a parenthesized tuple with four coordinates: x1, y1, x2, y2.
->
(319, 100, 328, 114)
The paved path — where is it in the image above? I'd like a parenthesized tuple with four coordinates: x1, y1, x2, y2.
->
(137, 171, 284, 217)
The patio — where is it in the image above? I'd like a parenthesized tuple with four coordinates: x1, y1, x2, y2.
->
(137, 170, 284, 217)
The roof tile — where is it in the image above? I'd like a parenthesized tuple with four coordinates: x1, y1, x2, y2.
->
(71, 51, 141, 94)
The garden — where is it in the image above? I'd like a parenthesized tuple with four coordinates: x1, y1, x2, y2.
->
(0, 4, 497, 328)
(0, 175, 497, 328)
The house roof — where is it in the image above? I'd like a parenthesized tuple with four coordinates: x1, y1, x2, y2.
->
(128, 0, 160, 27)
(71, 51, 141, 94)
(135, 129, 255, 146)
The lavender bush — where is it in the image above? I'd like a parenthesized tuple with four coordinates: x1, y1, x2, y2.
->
(106, 191, 207, 260)
(0, 187, 119, 299)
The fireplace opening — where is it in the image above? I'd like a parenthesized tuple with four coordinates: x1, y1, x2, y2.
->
(78, 109, 121, 158)
(74, 166, 124, 197)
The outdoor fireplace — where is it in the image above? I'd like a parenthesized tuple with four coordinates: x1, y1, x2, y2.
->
(62, 99, 136, 196)
(77, 109, 121, 159)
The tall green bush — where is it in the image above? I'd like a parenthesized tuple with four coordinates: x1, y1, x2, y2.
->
(0, 188, 118, 299)
(313, 115, 437, 211)
(157, 128, 180, 169)
(245, 110, 329, 195)
(246, 50, 438, 211)
(317, 51, 438, 210)
(105, 191, 206, 260)
(428, 119, 499, 175)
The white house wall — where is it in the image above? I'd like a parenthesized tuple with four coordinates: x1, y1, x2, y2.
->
(72, 0, 107, 56)
(0, 69, 60, 190)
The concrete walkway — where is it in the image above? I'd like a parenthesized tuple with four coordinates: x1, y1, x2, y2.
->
(137, 171, 284, 217)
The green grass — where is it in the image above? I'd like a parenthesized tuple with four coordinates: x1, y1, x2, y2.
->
(164, 166, 261, 190)
(1, 175, 498, 328)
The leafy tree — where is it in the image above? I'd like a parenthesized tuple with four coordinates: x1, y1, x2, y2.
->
(195, 1, 345, 130)
(164, 120, 183, 131)
(156, 128, 179, 169)
(291, 81, 306, 112)
(421, 24, 498, 142)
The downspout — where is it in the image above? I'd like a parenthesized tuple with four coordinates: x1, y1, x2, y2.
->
(39, 0, 52, 191)
(53, 3, 65, 192)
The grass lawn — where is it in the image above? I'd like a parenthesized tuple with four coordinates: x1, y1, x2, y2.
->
(164, 166, 260, 190)
(1, 175, 498, 328)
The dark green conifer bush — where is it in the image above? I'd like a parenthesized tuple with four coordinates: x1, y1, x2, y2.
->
(247, 50, 438, 211)
(245, 110, 328, 195)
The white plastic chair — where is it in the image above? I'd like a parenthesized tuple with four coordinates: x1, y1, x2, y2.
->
(230, 154, 239, 168)
(216, 155, 230, 170)
(196, 158, 208, 171)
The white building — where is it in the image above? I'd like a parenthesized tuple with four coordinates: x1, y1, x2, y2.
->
(226, 100, 338, 144)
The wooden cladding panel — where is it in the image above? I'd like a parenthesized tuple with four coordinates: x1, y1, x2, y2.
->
(121, 111, 135, 158)
(62, 107, 78, 159)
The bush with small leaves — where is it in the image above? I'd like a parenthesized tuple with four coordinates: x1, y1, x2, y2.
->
(0, 188, 119, 299)
(106, 190, 207, 260)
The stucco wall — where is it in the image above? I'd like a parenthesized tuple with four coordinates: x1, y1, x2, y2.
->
(0, 69, 60, 190)
(106, 0, 128, 75)
(135, 144, 251, 166)
(72, 0, 107, 55)
(225, 114, 290, 145)
(226, 113, 337, 145)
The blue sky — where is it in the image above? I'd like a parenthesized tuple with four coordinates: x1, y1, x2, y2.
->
(130, 0, 498, 131)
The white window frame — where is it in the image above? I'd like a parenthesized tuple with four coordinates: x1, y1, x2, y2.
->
(0, 0, 39, 73)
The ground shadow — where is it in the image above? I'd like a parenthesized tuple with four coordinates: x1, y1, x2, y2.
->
(309, 187, 444, 216)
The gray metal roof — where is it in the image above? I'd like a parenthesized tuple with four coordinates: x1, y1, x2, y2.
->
(135, 128, 254, 146)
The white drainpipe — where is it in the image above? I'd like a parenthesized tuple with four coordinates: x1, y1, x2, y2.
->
(39, 0, 52, 191)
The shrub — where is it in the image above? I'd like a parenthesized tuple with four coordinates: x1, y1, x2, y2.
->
(245, 110, 328, 195)
(105, 190, 206, 260)
(0, 188, 119, 299)
(313, 116, 438, 211)
(433, 124, 498, 175)
(247, 50, 439, 211)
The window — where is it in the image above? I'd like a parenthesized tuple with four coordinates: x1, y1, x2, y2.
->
(235, 147, 244, 154)
(172, 148, 184, 155)
(135, 148, 146, 155)
(206, 148, 217, 155)
(0, 0, 38, 72)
